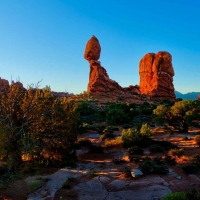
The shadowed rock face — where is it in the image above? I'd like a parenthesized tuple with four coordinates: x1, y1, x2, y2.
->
(139, 51, 175, 101)
(84, 35, 101, 62)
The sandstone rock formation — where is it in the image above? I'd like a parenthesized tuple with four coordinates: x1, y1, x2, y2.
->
(84, 36, 175, 102)
(84, 36, 122, 94)
(0, 78, 26, 95)
(139, 51, 175, 101)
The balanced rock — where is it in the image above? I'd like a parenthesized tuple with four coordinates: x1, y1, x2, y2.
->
(84, 36, 122, 94)
(84, 35, 101, 62)
(139, 51, 175, 101)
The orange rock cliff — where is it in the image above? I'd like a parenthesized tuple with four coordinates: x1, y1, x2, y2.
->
(84, 36, 176, 101)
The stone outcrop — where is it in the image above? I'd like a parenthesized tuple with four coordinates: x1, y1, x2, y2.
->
(84, 36, 123, 94)
(0, 78, 26, 95)
(84, 36, 176, 102)
(0, 78, 9, 92)
(139, 52, 175, 101)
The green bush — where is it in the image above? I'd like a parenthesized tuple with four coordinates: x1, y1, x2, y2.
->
(164, 155, 177, 166)
(127, 146, 143, 155)
(182, 163, 199, 174)
(186, 189, 200, 200)
(121, 166, 131, 177)
(168, 148, 184, 157)
(163, 192, 187, 200)
(100, 132, 115, 141)
(122, 128, 152, 148)
(150, 144, 165, 153)
(0, 86, 79, 171)
(152, 140, 178, 151)
(139, 159, 168, 175)
(129, 155, 140, 162)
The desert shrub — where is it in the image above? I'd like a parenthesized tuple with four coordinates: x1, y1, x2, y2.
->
(152, 156, 164, 165)
(140, 123, 152, 137)
(139, 159, 168, 175)
(102, 137, 122, 149)
(89, 145, 104, 154)
(100, 132, 115, 141)
(127, 146, 143, 155)
(106, 108, 130, 125)
(129, 155, 140, 162)
(153, 164, 169, 174)
(194, 135, 200, 146)
(164, 155, 177, 166)
(152, 140, 178, 151)
(182, 136, 188, 141)
(182, 163, 199, 174)
(77, 138, 92, 147)
(168, 149, 184, 157)
(191, 154, 200, 167)
(150, 144, 165, 153)
(185, 189, 200, 200)
(139, 160, 155, 174)
(163, 192, 187, 200)
(121, 166, 131, 177)
(122, 128, 152, 148)
(0, 86, 79, 172)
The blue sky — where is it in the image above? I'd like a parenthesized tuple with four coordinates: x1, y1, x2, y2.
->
(0, 0, 200, 94)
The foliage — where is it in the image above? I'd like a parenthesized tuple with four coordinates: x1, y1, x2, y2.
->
(139, 159, 168, 175)
(194, 135, 200, 146)
(168, 149, 184, 158)
(102, 136, 122, 149)
(121, 166, 131, 177)
(153, 100, 200, 133)
(0, 85, 79, 172)
(28, 180, 41, 190)
(164, 155, 177, 166)
(122, 127, 152, 148)
(163, 192, 187, 200)
(127, 146, 143, 156)
(182, 163, 199, 174)
(140, 123, 152, 137)
(150, 144, 165, 153)
(100, 132, 115, 141)
(152, 140, 178, 151)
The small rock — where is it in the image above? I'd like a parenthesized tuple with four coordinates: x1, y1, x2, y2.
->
(131, 169, 143, 178)
(176, 176, 182, 180)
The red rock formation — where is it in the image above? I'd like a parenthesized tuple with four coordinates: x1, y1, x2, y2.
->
(139, 51, 175, 101)
(0, 77, 9, 92)
(84, 36, 122, 94)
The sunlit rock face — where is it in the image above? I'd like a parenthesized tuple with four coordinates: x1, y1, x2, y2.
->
(84, 36, 122, 94)
(139, 51, 175, 101)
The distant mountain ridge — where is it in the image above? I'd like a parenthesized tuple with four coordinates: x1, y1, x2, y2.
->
(175, 91, 199, 100)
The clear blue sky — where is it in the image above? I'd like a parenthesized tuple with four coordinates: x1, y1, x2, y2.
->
(0, 0, 200, 94)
